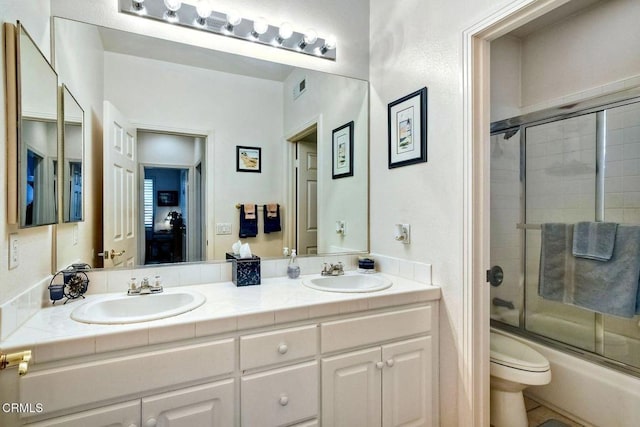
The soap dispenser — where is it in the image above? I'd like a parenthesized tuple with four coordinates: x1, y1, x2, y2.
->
(287, 249, 300, 279)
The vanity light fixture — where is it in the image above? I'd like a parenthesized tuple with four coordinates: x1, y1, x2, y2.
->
(119, 0, 337, 60)
(298, 29, 317, 50)
(194, 0, 212, 26)
(163, 0, 182, 22)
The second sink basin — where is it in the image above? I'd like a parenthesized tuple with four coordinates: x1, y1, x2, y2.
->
(71, 289, 206, 324)
(302, 273, 392, 293)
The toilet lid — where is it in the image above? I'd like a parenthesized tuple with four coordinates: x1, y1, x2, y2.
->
(490, 332, 550, 372)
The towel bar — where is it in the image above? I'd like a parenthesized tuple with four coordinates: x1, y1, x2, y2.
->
(235, 204, 265, 209)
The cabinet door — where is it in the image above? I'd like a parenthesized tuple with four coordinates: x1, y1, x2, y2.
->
(141, 379, 234, 427)
(382, 336, 433, 427)
(24, 400, 140, 427)
(321, 347, 382, 427)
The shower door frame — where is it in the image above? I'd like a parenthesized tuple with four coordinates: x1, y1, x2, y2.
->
(490, 89, 640, 377)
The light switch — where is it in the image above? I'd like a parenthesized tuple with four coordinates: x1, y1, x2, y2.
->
(216, 223, 232, 235)
(9, 233, 19, 269)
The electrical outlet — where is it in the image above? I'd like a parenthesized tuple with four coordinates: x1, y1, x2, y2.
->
(216, 223, 232, 235)
(9, 233, 19, 269)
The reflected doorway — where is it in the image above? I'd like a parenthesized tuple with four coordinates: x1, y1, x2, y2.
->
(290, 125, 318, 255)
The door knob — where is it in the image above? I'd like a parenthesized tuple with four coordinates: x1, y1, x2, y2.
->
(110, 249, 126, 258)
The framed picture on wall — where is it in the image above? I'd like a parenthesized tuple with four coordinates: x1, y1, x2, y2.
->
(236, 146, 262, 173)
(388, 87, 427, 168)
(157, 190, 178, 206)
(332, 121, 354, 179)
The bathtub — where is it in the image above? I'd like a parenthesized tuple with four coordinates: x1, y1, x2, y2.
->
(494, 321, 640, 427)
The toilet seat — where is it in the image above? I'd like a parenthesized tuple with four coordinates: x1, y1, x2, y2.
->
(490, 332, 550, 372)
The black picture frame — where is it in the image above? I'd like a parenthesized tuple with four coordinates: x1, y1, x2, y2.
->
(388, 87, 427, 169)
(332, 121, 354, 179)
(236, 146, 262, 173)
(157, 190, 178, 206)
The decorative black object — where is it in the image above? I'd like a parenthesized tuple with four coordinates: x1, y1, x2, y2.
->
(231, 255, 261, 286)
(388, 87, 427, 168)
(48, 265, 90, 304)
(332, 121, 354, 179)
(236, 146, 262, 173)
(157, 190, 179, 206)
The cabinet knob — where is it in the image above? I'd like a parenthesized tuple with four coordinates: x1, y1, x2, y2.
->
(128, 424, 138, 427)
(386, 359, 395, 367)
(145, 418, 157, 427)
(376, 361, 384, 369)
(278, 343, 289, 354)
(279, 395, 289, 406)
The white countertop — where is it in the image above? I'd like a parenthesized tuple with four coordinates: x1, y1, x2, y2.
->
(1, 272, 440, 362)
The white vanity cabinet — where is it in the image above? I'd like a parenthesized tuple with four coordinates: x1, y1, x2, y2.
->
(23, 401, 140, 427)
(320, 306, 437, 427)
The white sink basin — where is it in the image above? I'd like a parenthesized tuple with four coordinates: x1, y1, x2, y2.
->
(302, 273, 392, 293)
(71, 289, 206, 324)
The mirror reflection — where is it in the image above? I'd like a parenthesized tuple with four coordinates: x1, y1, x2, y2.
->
(53, 17, 368, 269)
(19, 23, 59, 228)
(61, 85, 84, 223)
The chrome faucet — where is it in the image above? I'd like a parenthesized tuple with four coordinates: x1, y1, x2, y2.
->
(321, 262, 344, 276)
(127, 276, 163, 295)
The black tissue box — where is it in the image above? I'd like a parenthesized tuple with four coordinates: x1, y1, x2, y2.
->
(232, 255, 261, 286)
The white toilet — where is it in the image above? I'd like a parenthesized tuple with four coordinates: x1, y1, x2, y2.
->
(490, 332, 551, 427)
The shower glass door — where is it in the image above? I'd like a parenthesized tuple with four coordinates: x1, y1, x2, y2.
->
(602, 101, 640, 369)
(523, 113, 598, 352)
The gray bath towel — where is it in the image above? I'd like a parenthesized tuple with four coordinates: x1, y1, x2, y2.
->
(572, 221, 617, 261)
(539, 223, 640, 318)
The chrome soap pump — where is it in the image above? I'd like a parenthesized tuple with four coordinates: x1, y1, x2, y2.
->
(287, 249, 300, 279)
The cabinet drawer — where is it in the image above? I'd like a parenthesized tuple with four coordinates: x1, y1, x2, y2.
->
(320, 306, 432, 353)
(241, 361, 318, 426)
(240, 324, 317, 370)
(24, 400, 139, 427)
(20, 339, 235, 415)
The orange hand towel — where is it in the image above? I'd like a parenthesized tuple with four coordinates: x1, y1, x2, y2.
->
(244, 204, 256, 219)
(266, 203, 278, 218)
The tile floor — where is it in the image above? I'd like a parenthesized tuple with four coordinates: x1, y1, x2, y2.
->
(525, 396, 585, 427)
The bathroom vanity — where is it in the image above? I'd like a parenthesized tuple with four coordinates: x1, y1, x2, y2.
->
(0, 273, 440, 427)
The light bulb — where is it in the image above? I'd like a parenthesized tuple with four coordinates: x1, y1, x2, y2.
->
(324, 35, 337, 50)
(298, 28, 317, 50)
(320, 34, 337, 54)
(226, 10, 242, 26)
(303, 29, 317, 45)
(253, 17, 268, 36)
(163, 0, 181, 12)
(132, 0, 145, 11)
(277, 22, 293, 44)
(195, 0, 212, 19)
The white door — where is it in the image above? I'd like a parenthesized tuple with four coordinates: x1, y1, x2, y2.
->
(141, 380, 235, 427)
(382, 337, 433, 427)
(297, 140, 318, 255)
(103, 101, 137, 267)
(321, 347, 382, 427)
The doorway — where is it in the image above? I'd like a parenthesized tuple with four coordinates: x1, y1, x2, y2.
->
(289, 124, 318, 255)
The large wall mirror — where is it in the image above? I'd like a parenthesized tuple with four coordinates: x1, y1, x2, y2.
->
(61, 85, 84, 223)
(53, 17, 368, 269)
(5, 22, 59, 228)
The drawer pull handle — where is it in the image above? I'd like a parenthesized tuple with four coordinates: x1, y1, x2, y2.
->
(376, 361, 384, 369)
(386, 359, 395, 367)
(145, 418, 157, 427)
(278, 344, 289, 354)
(279, 395, 289, 406)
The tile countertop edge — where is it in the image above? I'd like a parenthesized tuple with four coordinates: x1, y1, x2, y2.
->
(0, 272, 441, 357)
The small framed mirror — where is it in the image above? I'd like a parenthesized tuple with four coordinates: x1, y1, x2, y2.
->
(61, 85, 84, 223)
(4, 22, 60, 227)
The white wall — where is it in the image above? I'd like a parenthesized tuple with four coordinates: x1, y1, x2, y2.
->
(53, 17, 105, 271)
(490, 36, 521, 122)
(283, 68, 369, 254)
(103, 52, 285, 259)
(0, 0, 52, 307)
